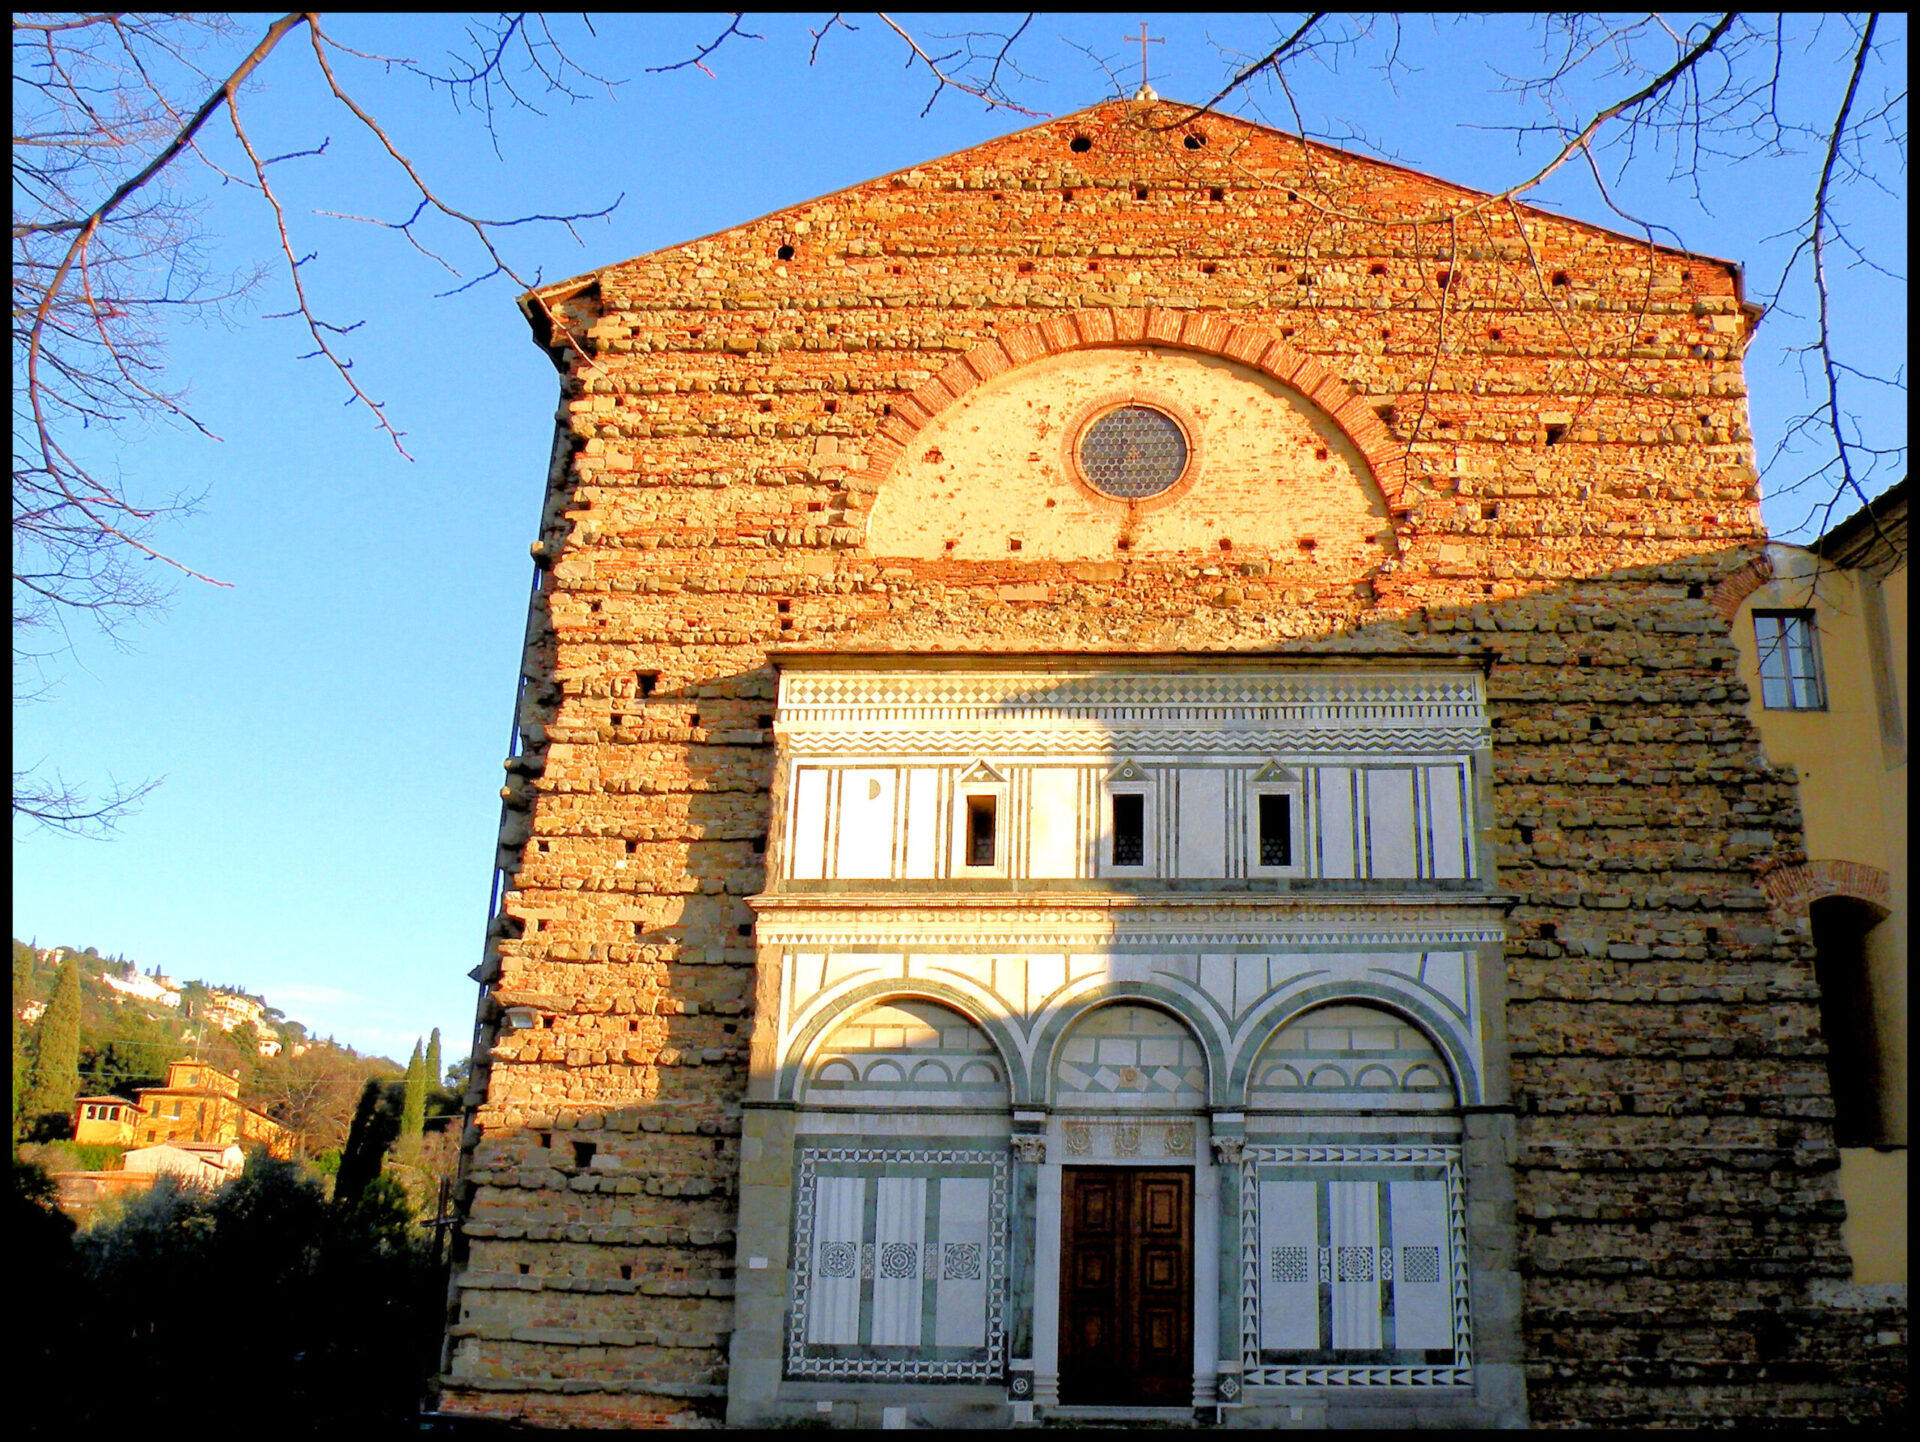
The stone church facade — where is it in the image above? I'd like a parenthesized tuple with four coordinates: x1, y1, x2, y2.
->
(436, 100, 1901, 1427)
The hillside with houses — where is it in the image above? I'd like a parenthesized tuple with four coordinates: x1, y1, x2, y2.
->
(12, 939, 461, 1223)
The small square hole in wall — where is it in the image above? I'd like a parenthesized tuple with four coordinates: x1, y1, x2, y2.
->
(626, 839, 638, 854)
(1380, 328, 1392, 341)
(1687, 583, 1704, 599)
(1218, 538, 1233, 551)
(751, 837, 767, 855)
(1062, 188, 1075, 201)
(628, 1020, 639, 1032)
(589, 600, 601, 613)
(1489, 328, 1503, 341)
(1518, 825, 1534, 844)
(1087, 262, 1100, 273)
(611, 713, 625, 727)
(1590, 715, 1604, 732)
(1370, 263, 1388, 277)
(777, 600, 791, 614)
(1297, 537, 1317, 552)
(1545, 425, 1566, 446)
(1287, 190, 1298, 202)
(572, 1140, 596, 1169)
(1551, 270, 1570, 287)
(538, 1131, 552, 1149)
(823, 399, 838, 414)
(1280, 327, 1296, 339)
(637, 672, 658, 697)
(1008, 538, 1023, 552)
(1209, 187, 1225, 202)
(757, 714, 774, 728)
(1201, 262, 1218, 275)
(1705, 926, 1719, 944)
(1578, 654, 1594, 667)
(1018, 261, 1034, 274)
(737, 923, 752, 938)
(944, 539, 957, 551)
(1482, 502, 1499, 520)
(519, 1263, 531, 1275)
(620, 1265, 633, 1281)
(537, 840, 550, 854)
(689, 713, 700, 727)
(807, 501, 824, 513)
(1539, 922, 1557, 940)
(1116, 537, 1132, 552)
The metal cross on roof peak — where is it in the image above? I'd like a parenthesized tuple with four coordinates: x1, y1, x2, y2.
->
(1127, 22, 1164, 100)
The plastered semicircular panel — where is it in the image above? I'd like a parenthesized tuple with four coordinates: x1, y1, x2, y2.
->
(866, 346, 1389, 562)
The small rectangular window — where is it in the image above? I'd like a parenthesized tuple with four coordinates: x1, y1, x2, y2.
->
(966, 795, 997, 867)
(1259, 794, 1293, 867)
(1754, 611, 1825, 709)
(1112, 794, 1145, 866)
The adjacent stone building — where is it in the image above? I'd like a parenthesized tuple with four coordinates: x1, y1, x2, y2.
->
(436, 98, 1905, 1427)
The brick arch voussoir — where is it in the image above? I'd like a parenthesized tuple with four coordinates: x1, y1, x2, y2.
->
(1760, 858, 1893, 916)
(1710, 550, 1774, 621)
(858, 307, 1410, 513)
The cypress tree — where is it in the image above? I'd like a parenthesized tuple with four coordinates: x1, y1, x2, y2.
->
(335, 1077, 403, 1206)
(399, 1040, 426, 1154)
(425, 1028, 443, 1094)
(22, 955, 82, 1129)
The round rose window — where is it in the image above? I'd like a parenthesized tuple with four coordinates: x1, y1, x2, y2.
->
(1077, 404, 1189, 499)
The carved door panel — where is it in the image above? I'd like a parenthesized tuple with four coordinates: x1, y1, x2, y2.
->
(1060, 1167, 1193, 1405)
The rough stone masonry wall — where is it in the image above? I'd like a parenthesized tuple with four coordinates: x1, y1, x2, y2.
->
(437, 100, 1902, 1427)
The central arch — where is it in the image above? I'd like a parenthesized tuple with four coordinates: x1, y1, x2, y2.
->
(857, 307, 1411, 513)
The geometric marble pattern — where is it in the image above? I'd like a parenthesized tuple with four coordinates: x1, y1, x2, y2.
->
(787, 1147, 1008, 1383)
(1240, 1145, 1472, 1389)
(1053, 1003, 1206, 1108)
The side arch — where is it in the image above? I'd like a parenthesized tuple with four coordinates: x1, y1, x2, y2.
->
(1759, 858, 1893, 918)
(1229, 983, 1482, 1106)
(857, 307, 1409, 514)
(777, 977, 1024, 1105)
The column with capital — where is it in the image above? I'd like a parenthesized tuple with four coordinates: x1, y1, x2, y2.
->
(1210, 1117, 1248, 1406)
(1006, 1116, 1048, 1418)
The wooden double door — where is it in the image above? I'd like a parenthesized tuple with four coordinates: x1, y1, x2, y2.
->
(1059, 1167, 1194, 1406)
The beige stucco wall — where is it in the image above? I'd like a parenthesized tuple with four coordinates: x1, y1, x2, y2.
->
(1736, 543, 1907, 1282)
(1733, 550, 1894, 871)
(866, 347, 1388, 563)
(1838, 1148, 1907, 1285)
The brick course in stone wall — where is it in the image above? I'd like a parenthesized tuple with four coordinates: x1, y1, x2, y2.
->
(435, 100, 1901, 1427)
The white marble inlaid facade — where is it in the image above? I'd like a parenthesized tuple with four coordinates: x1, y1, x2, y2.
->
(776, 668, 1485, 885)
(755, 664, 1500, 1406)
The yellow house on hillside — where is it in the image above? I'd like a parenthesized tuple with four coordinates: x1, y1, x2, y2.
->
(1723, 479, 1907, 1284)
(129, 1059, 294, 1159)
(71, 1095, 143, 1146)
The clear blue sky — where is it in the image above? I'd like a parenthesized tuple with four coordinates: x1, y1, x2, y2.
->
(13, 14, 1906, 1065)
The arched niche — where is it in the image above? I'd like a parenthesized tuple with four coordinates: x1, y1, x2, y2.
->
(1052, 1002, 1208, 1110)
(800, 997, 1010, 1109)
(866, 346, 1389, 564)
(1246, 1002, 1459, 1125)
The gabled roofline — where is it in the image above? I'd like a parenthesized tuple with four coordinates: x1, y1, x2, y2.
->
(519, 94, 1749, 331)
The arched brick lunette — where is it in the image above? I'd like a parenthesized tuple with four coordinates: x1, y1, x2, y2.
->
(849, 307, 1411, 515)
(1760, 858, 1892, 917)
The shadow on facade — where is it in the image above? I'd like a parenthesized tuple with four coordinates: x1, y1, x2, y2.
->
(437, 543, 1903, 1429)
